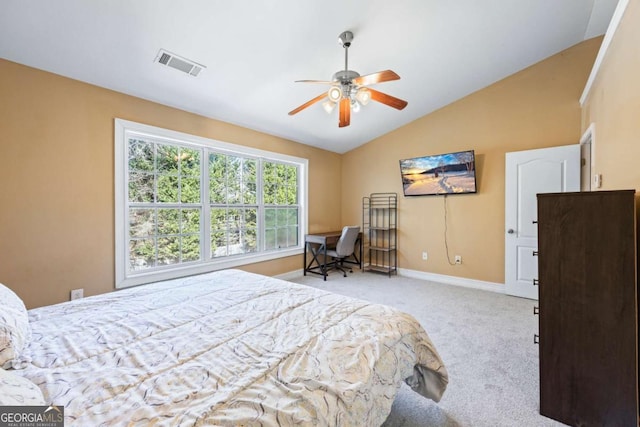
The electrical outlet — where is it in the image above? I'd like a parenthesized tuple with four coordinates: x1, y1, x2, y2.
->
(454, 255, 462, 265)
(593, 173, 602, 188)
(70, 288, 84, 301)
(422, 251, 428, 260)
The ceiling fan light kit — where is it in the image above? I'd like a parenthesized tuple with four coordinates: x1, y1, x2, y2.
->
(289, 30, 408, 128)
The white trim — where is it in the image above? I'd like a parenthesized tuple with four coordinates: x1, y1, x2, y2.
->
(580, 0, 630, 106)
(580, 122, 596, 167)
(398, 268, 505, 294)
(276, 267, 505, 293)
(124, 248, 303, 288)
(114, 118, 309, 288)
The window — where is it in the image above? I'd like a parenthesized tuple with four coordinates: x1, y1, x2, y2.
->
(115, 119, 307, 288)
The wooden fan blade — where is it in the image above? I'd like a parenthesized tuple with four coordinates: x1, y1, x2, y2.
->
(352, 70, 400, 86)
(288, 93, 327, 115)
(339, 98, 351, 127)
(368, 88, 408, 110)
(295, 79, 335, 85)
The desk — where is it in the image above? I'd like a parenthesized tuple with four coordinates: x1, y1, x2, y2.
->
(303, 230, 362, 281)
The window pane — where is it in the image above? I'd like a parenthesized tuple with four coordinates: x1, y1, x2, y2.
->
(228, 156, 241, 178)
(228, 230, 240, 255)
(286, 165, 297, 183)
(276, 228, 288, 249)
(276, 184, 287, 205)
(181, 235, 200, 262)
(276, 164, 287, 182)
(158, 209, 179, 235)
(287, 226, 298, 246)
(130, 208, 155, 237)
(263, 162, 276, 182)
(244, 182, 257, 204)
(157, 145, 179, 174)
(265, 229, 276, 250)
(180, 148, 200, 176)
(265, 209, 276, 228)
(264, 184, 276, 204)
(276, 208, 288, 226)
(209, 153, 226, 179)
(128, 140, 154, 172)
(129, 238, 155, 271)
(228, 179, 241, 204)
(243, 228, 257, 253)
(287, 185, 297, 205)
(211, 230, 227, 257)
(211, 208, 226, 230)
(286, 208, 298, 225)
(228, 208, 241, 229)
(182, 209, 200, 234)
(157, 175, 179, 203)
(245, 208, 257, 228)
(181, 177, 200, 203)
(128, 172, 154, 203)
(210, 180, 226, 204)
(157, 236, 179, 265)
(243, 160, 256, 182)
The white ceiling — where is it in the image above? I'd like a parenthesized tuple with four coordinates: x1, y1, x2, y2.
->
(0, 0, 618, 154)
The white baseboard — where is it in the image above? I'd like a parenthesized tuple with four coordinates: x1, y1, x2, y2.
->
(397, 268, 505, 294)
(276, 267, 504, 294)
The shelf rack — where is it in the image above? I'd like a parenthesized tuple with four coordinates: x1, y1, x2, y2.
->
(362, 192, 397, 276)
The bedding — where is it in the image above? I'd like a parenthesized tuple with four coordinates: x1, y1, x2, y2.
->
(0, 368, 45, 406)
(0, 283, 32, 368)
(11, 269, 447, 426)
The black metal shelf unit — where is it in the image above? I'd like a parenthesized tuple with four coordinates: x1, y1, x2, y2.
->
(362, 192, 397, 276)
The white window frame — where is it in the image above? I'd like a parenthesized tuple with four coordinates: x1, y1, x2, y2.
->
(115, 119, 308, 288)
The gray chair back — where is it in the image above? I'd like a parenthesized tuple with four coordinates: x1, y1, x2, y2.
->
(335, 226, 360, 257)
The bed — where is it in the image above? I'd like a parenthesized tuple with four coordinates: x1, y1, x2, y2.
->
(1, 269, 448, 426)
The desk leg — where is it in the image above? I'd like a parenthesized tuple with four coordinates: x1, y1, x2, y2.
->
(323, 243, 327, 281)
(303, 242, 307, 276)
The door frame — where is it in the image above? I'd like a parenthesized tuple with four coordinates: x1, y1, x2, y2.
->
(580, 123, 596, 191)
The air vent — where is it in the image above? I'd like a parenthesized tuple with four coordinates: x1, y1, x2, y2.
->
(155, 49, 205, 77)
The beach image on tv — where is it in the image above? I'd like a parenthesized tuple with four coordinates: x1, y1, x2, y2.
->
(400, 150, 476, 196)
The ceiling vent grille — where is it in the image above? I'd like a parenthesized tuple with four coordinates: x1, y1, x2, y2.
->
(155, 49, 204, 77)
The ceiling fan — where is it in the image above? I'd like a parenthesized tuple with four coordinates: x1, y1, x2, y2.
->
(288, 30, 408, 128)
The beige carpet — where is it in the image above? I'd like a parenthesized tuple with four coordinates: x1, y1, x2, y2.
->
(289, 270, 566, 427)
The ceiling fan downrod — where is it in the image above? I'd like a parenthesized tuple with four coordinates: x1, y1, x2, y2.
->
(335, 31, 358, 86)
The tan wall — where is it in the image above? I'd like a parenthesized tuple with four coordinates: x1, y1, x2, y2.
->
(341, 38, 602, 284)
(0, 59, 342, 308)
(582, 0, 640, 191)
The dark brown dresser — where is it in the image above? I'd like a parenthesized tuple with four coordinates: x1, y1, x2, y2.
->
(536, 190, 639, 426)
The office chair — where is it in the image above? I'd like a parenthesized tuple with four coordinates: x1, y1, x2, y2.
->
(326, 226, 360, 277)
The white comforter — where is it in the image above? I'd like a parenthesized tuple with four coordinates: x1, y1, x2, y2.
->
(14, 269, 448, 426)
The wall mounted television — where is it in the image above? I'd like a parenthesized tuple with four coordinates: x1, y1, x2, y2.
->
(399, 149, 477, 196)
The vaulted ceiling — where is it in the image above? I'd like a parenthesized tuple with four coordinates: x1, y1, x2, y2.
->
(0, 0, 618, 153)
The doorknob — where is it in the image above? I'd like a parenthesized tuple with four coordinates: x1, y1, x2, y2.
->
(507, 229, 515, 234)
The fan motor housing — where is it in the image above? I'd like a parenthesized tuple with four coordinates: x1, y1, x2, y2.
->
(333, 70, 360, 84)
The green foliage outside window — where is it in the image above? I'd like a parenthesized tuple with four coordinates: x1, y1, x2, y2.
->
(127, 138, 300, 272)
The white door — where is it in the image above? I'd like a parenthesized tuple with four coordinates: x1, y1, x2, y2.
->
(505, 145, 580, 299)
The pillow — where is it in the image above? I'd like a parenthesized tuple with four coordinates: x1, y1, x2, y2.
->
(0, 368, 45, 405)
(0, 283, 32, 368)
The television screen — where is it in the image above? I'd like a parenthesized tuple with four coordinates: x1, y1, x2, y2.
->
(399, 149, 477, 196)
